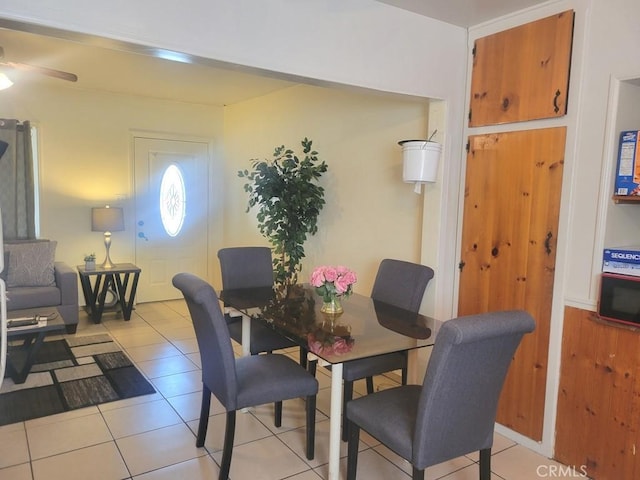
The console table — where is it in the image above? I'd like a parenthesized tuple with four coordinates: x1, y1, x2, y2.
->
(77, 263, 141, 323)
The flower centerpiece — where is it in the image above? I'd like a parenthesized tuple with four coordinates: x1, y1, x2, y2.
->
(310, 265, 357, 314)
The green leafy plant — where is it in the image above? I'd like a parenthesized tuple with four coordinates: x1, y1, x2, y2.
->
(84, 253, 96, 262)
(238, 138, 328, 286)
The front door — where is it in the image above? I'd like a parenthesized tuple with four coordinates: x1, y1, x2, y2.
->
(458, 127, 566, 441)
(133, 136, 209, 302)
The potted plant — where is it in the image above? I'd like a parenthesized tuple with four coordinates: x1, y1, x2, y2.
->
(238, 138, 328, 286)
(84, 253, 96, 270)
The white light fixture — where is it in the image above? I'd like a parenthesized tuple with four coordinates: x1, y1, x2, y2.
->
(92, 206, 125, 269)
(0, 73, 13, 90)
(399, 138, 442, 194)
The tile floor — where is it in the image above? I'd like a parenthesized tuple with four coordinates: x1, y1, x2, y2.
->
(0, 300, 582, 480)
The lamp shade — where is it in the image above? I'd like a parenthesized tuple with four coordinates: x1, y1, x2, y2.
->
(91, 207, 124, 232)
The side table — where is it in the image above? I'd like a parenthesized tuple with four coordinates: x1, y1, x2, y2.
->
(77, 263, 141, 323)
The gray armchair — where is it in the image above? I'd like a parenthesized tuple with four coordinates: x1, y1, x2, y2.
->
(345, 310, 536, 480)
(172, 273, 318, 480)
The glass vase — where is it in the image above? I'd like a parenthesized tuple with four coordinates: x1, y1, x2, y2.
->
(321, 296, 343, 315)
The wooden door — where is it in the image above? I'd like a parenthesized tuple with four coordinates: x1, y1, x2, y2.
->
(469, 10, 574, 127)
(458, 127, 566, 440)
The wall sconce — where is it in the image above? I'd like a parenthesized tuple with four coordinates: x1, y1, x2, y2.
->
(92, 206, 125, 269)
(399, 139, 442, 194)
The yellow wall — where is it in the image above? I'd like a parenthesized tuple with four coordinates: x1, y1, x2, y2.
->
(1, 82, 224, 274)
(2, 80, 435, 303)
(223, 84, 431, 294)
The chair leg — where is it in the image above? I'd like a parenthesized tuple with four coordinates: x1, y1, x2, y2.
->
(342, 380, 354, 442)
(412, 466, 425, 480)
(479, 448, 491, 480)
(219, 411, 236, 480)
(366, 376, 374, 394)
(306, 394, 317, 460)
(196, 386, 212, 447)
(346, 421, 360, 480)
(274, 400, 283, 427)
(401, 366, 408, 385)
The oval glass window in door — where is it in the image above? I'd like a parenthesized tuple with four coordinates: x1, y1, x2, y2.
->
(159, 164, 186, 237)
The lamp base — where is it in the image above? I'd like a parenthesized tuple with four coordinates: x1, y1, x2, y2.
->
(101, 232, 117, 269)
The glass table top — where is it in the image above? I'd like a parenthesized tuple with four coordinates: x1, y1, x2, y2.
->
(220, 284, 439, 365)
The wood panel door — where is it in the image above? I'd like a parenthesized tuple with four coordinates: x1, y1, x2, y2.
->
(469, 10, 574, 127)
(458, 127, 566, 440)
(556, 307, 640, 480)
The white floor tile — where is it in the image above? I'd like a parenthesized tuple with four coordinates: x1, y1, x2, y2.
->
(187, 409, 274, 453)
(150, 370, 202, 398)
(212, 435, 311, 480)
(116, 423, 204, 476)
(133, 455, 219, 479)
(26, 413, 113, 460)
(31, 442, 129, 480)
(102, 398, 182, 438)
(136, 354, 199, 379)
(0, 462, 32, 480)
(0, 423, 29, 469)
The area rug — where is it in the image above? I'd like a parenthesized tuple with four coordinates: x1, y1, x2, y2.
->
(0, 333, 156, 426)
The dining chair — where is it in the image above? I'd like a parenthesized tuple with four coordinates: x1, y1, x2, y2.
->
(172, 273, 318, 480)
(217, 246, 306, 366)
(309, 258, 434, 441)
(345, 310, 536, 480)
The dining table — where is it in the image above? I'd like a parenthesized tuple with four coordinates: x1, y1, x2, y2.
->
(219, 284, 440, 480)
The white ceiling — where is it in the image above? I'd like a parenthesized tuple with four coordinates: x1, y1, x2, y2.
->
(0, 27, 298, 106)
(378, 0, 550, 27)
(0, 1, 551, 106)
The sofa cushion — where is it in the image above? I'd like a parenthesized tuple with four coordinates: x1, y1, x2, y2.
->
(6, 285, 62, 310)
(5, 240, 57, 287)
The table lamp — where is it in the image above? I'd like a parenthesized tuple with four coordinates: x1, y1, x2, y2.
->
(92, 206, 124, 269)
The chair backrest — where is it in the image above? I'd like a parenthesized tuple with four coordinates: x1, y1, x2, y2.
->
(370, 259, 434, 312)
(172, 273, 239, 410)
(413, 310, 535, 469)
(218, 246, 274, 290)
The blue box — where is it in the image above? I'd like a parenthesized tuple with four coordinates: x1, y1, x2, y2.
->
(603, 246, 640, 277)
(614, 130, 640, 196)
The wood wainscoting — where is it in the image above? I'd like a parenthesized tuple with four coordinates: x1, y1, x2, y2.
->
(555, 306, 640, 479)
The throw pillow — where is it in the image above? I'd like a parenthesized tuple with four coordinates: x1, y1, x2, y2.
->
(6, 240, 57, 287)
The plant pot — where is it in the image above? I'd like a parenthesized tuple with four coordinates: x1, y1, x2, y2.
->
(85, 261, 95, 270)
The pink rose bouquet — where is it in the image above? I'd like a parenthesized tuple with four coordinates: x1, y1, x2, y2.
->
(310, 265, 357, 302)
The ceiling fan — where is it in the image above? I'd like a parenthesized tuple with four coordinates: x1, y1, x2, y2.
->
(0, 46, 78, 84)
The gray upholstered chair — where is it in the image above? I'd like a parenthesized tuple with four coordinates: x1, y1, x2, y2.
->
(172, 273, 318, 480)
(218, 247, 305, 365)
(310, 258, 434, 441)
(345, 310, 536, 480)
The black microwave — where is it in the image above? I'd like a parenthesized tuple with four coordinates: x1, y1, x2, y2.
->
(598, 273, 640, 327)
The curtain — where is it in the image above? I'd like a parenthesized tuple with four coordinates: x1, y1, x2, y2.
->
(0, 119, 35, 240)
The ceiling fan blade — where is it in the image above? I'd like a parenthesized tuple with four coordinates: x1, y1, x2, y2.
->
(2, 61, 77, 82)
